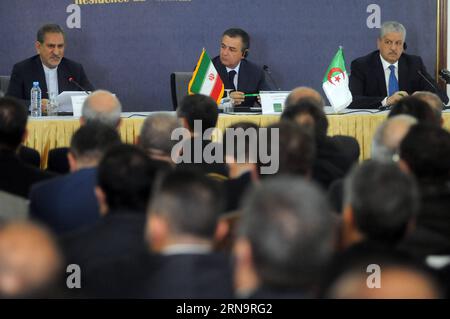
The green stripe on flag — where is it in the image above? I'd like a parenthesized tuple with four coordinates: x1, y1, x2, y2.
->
(322, 47, 347, 83)
(190, 52, 212, 94)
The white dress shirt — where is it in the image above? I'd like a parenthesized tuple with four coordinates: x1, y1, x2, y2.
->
(226, 62, 241, 90)
(42, 64, 59, 99)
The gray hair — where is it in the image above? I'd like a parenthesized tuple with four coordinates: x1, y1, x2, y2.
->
(37, 24, 65, 43)
(344, 160, 419, 244)
(240, 176, 334, 289)
(139, 113, 182, 155)
(81, 90, 122, 127)
(380, 21, 406, 41)
(371, 115, 417, 162)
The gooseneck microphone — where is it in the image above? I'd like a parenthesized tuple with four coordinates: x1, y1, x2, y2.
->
(68, 76, 91, 95)
(263, 65, 281, 91)
(439, 69, 450, 84)
(417, 70, 449, 110)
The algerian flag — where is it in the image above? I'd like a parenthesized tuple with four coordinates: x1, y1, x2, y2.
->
(322, 47, 353, 113)
(188, 49, 224, 104)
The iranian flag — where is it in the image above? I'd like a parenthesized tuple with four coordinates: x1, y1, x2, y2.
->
(322, 47, 353, 112)
(188, 49, 224, 104)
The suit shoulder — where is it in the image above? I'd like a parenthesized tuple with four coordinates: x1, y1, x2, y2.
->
(351, 51, 379, 66)
(241, 59, 264, 75)
(12, 55, 40, 70)
(400, 53, 424, 64)
(61, 57, 84, 70)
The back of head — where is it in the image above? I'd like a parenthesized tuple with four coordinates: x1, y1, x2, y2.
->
(97, 144, 163, 212)
(139, 113, 182, 157)
(371, 115, 417, 162)
(325, 251, 443, 299)
(223, 28, 250, 52)
(0, 97, 28, 151)
(176, 94, 218, 135)
(0, 221, 62, 298)
(400, 124, 450, 183)
(388, 96, 439, 126)
(240, 177, 334, 289)
(223, 121, 260, 163)
(413, 91, 443, 121)
(284, 87, 325, 109)
(70, 122, 122, 164)
(281, 98, 328, 140)
(265, 121, 315, 176)
(81, 90, 122, 127)
(149, 170, 224, 240)
(344, 160, 419, 244)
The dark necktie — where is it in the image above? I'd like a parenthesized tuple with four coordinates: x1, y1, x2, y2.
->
(388, 65, 399, 96)
(228, 70, 237, 91)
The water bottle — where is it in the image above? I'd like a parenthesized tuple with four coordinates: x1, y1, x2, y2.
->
(30, 82, 42, 117)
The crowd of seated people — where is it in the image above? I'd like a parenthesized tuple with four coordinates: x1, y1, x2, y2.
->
(0, 87, 449, 299)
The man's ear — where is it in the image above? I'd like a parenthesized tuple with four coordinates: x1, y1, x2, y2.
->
(21, 129, 28, 144)
(398, 158, 411, 175)
(79, 116, 86, 126)
(147, 214, 168, 252)
(94, 186, 109, 216)
(35, 41, 41, 54)
(67, 151, 77, 172)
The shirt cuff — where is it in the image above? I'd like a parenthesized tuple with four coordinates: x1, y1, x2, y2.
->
(381, 97, 388, 106)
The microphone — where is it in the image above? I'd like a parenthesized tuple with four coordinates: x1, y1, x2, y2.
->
(263, 65, 281, 91)
(439, 69, 450, 84)
(68, 76, 90, 95)
(417, 70, 449, 110)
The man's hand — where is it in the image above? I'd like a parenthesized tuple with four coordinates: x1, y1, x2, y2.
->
(230, 91, 245, 105)
(387, 91, 408, 106)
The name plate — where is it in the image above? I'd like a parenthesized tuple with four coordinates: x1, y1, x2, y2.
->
(259, 91, 291, 114)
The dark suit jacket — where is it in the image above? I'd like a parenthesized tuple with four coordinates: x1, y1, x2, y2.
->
(349, 50, 449, 109)
(18, 145, 41, 168)
(6, 55, 94, 102)
(0, 150, 55, 198)
(139, 252, 234, 299)
(29, 167, 100, 234)
(212, 56, 270, 107)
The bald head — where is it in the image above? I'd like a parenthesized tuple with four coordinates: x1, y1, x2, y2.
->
(81, 90, 122, 127)
(329, 266, 442, 299)
(0, 222, 62, 298)
(285, 87, 325, 108)
(371, 115, 417, 162)
(413, 91, 443, 124)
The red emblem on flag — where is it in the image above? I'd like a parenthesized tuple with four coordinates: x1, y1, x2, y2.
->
(208, 73, 215, 81)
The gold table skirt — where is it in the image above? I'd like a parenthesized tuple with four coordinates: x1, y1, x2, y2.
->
(25, 113, 450, 168)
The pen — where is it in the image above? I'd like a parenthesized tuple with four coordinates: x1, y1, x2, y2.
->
(244, 93, 259, 97)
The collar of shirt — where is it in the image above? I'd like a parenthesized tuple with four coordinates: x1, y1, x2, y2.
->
(42, 63, 59, 98)
(226, 62, 241, 89)
(161, 243, 212, 256)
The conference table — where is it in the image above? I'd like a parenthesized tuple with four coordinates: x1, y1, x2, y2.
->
(25, 109, 450, 169)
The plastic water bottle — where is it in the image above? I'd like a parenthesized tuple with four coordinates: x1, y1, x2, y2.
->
(30, 82, 42, 117)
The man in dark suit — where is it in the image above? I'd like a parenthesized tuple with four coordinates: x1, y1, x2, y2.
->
(349, 21, 448, 109)
(212, 28, 270, 108)
(6, 24, 94, 106)
(0, 97, 55, 198)
(29, 123, 122, 235)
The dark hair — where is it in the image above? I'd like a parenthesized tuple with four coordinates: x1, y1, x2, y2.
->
(70, 123, 122, 161)
(265, 121, 315, 176)
(223, 121, 260, 163)
(223, 28, 250, 52)
(177, 94, 218, 135)
(37, 24, 65, 43)
(0, 97, 28, 150)
(240, 177, 334, 289)
(281, 98, 329, 140)
(97, 144, 162, 212)
(388, 96, 439, 126)
(149, 170, 224, 239)
(344, 160, 419, 244)
(400, 124, 450, 183)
